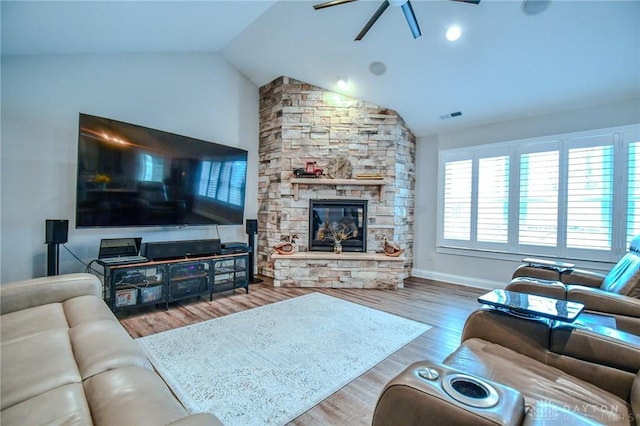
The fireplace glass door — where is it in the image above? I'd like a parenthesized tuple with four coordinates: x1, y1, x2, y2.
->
(309, 199, 367, 252)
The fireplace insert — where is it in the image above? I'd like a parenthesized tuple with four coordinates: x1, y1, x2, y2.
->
(309, 199, 367, 252)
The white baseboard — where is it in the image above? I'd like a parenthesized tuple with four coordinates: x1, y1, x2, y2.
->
(411, 268, 504, 291)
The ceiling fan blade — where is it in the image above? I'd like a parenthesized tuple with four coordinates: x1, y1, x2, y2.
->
(450, 0, 481, 4)
(313, 0, 358, 10)
(400, 1, 422, 39)
(355, 0, 390, 41)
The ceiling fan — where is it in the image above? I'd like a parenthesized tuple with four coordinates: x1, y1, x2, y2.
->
(313, 0, 480, 41)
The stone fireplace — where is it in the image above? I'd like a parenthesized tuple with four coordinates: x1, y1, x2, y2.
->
(257, 76, 416, 288)
(309, 199, 367, 252)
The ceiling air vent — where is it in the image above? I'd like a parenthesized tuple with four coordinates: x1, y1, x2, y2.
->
(440, 111, 463, 120)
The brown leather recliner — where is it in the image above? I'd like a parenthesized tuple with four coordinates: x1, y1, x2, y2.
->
(510, 235, 640, 298)
(507, 235, 640, 334)
(372, 307, 640, 426)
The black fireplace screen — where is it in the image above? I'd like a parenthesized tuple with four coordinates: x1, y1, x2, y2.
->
(309, 199, 367, 252)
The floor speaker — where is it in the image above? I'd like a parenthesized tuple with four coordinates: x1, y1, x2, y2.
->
(45, 219, 68, 276)
(45, 219, 69, 244)
(246, 219, 262, 283)
(246, 219, 258, 235)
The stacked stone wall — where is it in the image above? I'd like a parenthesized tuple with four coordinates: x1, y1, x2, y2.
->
(257, 76, 415, 283)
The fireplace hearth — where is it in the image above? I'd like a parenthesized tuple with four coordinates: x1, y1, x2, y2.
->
(309, 199, 367, 252)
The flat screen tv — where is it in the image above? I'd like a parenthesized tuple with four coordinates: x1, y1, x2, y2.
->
(76, 113, 248, 228)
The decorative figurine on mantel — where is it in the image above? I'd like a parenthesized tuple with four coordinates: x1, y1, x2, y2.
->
(327, 156, 353, 179)
(273, 234, 298, 255)
(293, 161, 324, 178)
(382, 236, 404, 257)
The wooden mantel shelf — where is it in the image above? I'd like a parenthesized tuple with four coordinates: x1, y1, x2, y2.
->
(290, 178, 386, 200)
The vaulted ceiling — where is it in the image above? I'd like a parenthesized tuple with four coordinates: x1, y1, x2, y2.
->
(2, 0, 638, 137)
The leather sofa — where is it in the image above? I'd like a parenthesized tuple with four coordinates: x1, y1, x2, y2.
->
(0, 273, 222, 425)
(372, 307, 640, 425)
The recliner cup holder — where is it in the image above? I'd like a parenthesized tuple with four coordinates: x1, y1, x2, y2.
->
(441, 373, 500, 408)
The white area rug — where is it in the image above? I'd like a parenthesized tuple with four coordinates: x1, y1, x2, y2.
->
(137, 292, 431, 426)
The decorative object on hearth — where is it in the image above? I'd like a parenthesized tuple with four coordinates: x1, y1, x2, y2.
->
(383, 236, 404, 257)
(323, 222, 355, 254)
(273, 234, 298, 255)
(328, 155, 353, 179)
(293, 160, 324, 178)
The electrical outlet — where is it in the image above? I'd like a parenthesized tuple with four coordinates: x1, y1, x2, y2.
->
(429, 252, 435, 261)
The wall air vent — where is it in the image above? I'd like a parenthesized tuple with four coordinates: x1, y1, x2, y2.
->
(440, 111, 463, 120)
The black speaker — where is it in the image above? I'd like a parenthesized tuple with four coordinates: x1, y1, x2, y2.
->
(246, 219, 258, 235)
(142, 239, 221, 261)
(245, 219, 262, 284)
(45, 219, 69, 244)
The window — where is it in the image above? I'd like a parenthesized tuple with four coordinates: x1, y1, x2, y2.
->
(437, 124, 639, 262)
(566, 143, 613, 250)
(442, 159, 471, 240)
(519, 150, 559, 247)
(478, 156, 509, 244)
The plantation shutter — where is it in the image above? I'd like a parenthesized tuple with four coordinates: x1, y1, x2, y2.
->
(477, 155, 509, 243)
(443, 159, 472, 241)
(566, 144, 613, 250)
(519, 150, 559, 247)
(629, 141, 640, 246)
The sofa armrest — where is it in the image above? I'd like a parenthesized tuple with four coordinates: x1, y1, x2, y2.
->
(560, 268, 605, 288)
(166, 413, 224, 426)
(551, 322, 640, 373)
(372, 362, 525, 426)
(506, 277, 568, 300)
(0, 273, 101, 314)
(566, 286, 640, 317)
(461, 308, 552, 363)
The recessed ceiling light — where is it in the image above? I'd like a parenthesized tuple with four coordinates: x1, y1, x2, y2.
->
(336, 78, 349, 90)
(369, 61, 386, 76)
(446, 25, 461, 42)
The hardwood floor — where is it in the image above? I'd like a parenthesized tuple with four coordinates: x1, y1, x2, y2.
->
(119, 277, 488, 425)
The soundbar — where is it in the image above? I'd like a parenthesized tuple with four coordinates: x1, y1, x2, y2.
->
(142, 239, 221, 261)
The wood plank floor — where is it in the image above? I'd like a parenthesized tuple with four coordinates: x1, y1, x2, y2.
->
(118, 277, 488, 425)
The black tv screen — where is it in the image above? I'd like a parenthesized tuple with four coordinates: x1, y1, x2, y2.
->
(76, 113, 248, 228)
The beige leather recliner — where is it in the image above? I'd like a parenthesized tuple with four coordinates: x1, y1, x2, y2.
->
(372, 307, 640, 425)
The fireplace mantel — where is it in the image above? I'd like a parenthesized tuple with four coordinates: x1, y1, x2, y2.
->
(290, 178, 386, 201)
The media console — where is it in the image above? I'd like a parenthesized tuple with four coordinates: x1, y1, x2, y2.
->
(100, 252, 249, 313)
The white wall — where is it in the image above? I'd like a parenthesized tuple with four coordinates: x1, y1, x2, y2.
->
(1, 52, 259, 283)
(413, 97, 640, 289)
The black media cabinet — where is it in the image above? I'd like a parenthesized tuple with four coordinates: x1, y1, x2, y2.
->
(100, 253, 249, 313)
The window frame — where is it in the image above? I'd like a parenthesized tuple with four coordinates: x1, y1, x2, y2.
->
(437, 124, 639, 263)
